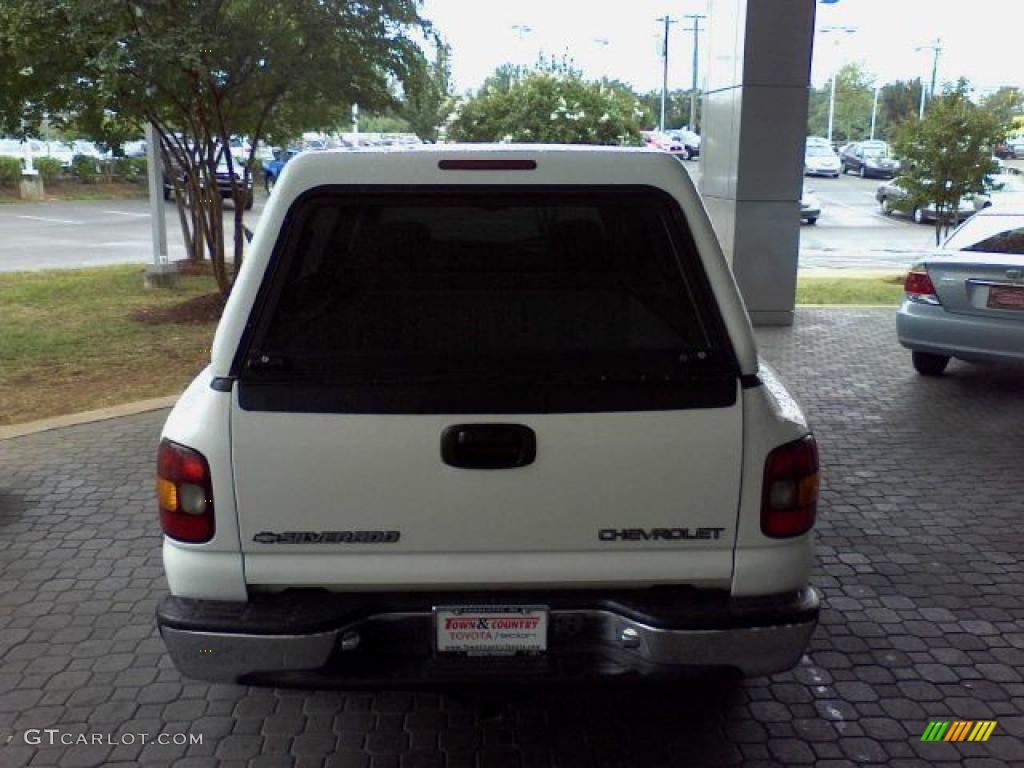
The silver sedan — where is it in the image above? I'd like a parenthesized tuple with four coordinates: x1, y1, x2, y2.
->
(897, 207, 1024, 376)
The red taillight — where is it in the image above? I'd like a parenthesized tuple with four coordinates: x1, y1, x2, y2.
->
(438, 159, 537, 171)
(157, 439, 215, 543)
(904, 268, 940, 304)
(761, 436, 819, 538)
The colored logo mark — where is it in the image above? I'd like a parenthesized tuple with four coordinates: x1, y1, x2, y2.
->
(921, 721, 997, 742)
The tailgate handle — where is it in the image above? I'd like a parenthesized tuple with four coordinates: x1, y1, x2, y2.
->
(441, 424, 536, 469)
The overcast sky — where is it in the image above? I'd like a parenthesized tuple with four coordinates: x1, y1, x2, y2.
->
(421, 0, 1024, 96)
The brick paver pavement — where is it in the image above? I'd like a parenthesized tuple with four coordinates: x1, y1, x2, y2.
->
(1, 308, 1023, 767)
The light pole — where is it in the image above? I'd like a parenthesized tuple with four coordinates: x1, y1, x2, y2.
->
(820, 26, 856, 143)
(915, 39, 942, 117)
(511, 24, 534, 70)
(133, 2, 172, 286)
(143, 121, 172, 286)
(656, 16, 677, 132)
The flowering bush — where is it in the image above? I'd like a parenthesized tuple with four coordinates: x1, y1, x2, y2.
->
(447, 60, 648, 146)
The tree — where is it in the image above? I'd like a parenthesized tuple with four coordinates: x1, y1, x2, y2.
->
(68, 105, 138, 156)
(636, 88, 699, 132)
(806, 62, 874, 142)
(0, 0, 428, 295)
(399, 42, 453, 141)
(446, 59, 648, 146)
(892, 80, 1004, 245)
(877, 79, 923, 140)
(359, 114, 414, 134)
(981, 86, 1023, 131)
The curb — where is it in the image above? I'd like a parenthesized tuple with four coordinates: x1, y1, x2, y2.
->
(799, 270, 905, 278)
(796, 304, 896, 309)
(0, 395, 179, 441)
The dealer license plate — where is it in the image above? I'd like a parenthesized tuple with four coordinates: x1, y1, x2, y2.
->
(434, 605, 548, 656)
(988, 285, 1024, 310)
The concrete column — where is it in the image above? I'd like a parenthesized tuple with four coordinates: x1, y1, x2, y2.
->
(700, 0, 816, 326)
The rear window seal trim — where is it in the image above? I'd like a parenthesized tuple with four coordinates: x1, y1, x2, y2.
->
(229, 184, 741, 383)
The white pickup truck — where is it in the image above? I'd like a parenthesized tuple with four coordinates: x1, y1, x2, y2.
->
(156, 145, 820, 684)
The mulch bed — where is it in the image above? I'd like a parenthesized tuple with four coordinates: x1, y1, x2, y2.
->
(132, 292, 225, 325)
(172, 258, 216, 276)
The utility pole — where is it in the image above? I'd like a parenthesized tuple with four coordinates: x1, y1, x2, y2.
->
(929, 38, 942, 98)
(870, 84, 881, 140)
(657, 16, 677, 132)
(820, 26, 856, 143)
(915, 38, 942, 117)
(683, 14, 706, 131)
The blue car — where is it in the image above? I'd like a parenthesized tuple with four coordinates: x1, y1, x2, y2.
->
(261, 148, 300, 191)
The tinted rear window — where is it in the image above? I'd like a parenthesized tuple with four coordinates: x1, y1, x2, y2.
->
(239, 186, 737, 413)
(945, 215, 1024, 254)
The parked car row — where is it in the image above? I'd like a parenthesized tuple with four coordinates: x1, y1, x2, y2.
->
(995, 136, 1024, 159)
(640, 129, 700, 160)
(840, 140, 901, 179)
(804, 137, 903, 180)
(804, 140, 841, 177)
(0, 137, 107, 168)
(156, 136, 255, 208)
(260, 133, 427, 191)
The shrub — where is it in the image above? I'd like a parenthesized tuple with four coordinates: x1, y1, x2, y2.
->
(70, 155, 99, 183)
(34, 156, 64, 182)
(0, 156, 21, 186)
(110, 156, 147, 181)
(131, 157, 148, 178)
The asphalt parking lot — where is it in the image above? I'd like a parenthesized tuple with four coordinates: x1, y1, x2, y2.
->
(6, 162, 1018, 274)
(0, 197, 265, 273)
(2, 308, 1022, 768)
(798, 173, 938, 271)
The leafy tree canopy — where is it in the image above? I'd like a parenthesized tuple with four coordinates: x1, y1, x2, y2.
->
(981, 86, 1024, 134)
(446, 58, 649, 146)
(0, 0, 430, 294)
(877, 79, 922, 141)
(807, 62, 874, 143)
(892, 80, 1004, 244)
(636, 88, 700, 133)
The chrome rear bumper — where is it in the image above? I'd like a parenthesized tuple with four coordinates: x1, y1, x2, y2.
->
(158, 587, 819, 684)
